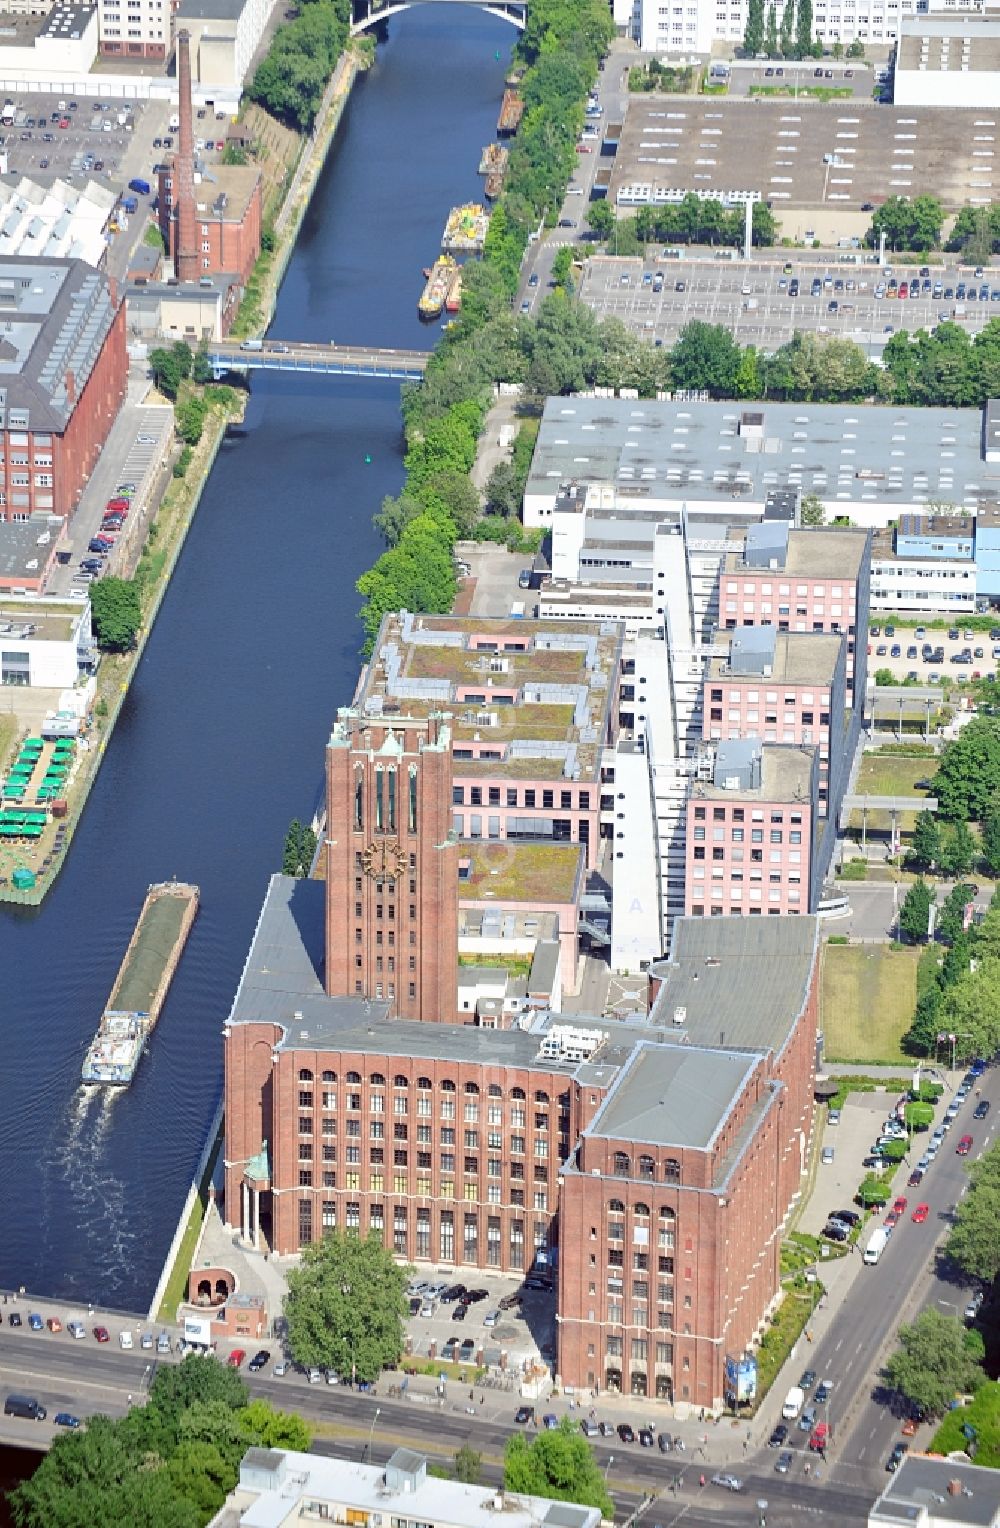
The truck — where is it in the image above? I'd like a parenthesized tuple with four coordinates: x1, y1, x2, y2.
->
(781, 1385, 805, 1420)
(120, 195, 138, 215)
(863, 1226, 890, 1265)
(1, 102, 15, 128)
(128, 177, 150, 196)
(510, 600, 525, 619)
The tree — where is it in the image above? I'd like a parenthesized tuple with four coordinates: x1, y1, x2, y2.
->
(454, 1444, 482, 1483)
(874, 667, 895, 686)
(983, 802, 1000, 876)
(90, 576, 141, 653)
(504, 1419, 614, 1515)
(670, 320, 741, 396)
(284, 1230, 410, 1381)
(940, 821, 976, 880)
(795, 0, 813, 58)
(899, 878, 933, 943)
(779, 0, 794, 55)
(936, 954, 1000, 1059)
(868, 194, 944, 253)
(585, 201, 615, 240)
(150, 344, 191, 400)
(846, 38, 865, 57)
(764, 2, 778, 55)
(800, 491, 826, 527)
(947, 1141, 1000, 1282)
(551, 247, 574, 291)
(911, 810, 941, 871)
(903, 1100, 935, 1131)
(374, 492, 422, 548)
(883, 1308, 985, 1417)
(734, 345, 761, 399)
(743, 0, 764, 53)
(192, 346, 214, 385)
(175, 396, 207, 447)
(282, 817, 316, 876)
(485, 460, 522, 518)
(933, 716, 1000, 820)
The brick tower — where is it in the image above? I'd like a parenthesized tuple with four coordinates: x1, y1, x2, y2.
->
(174, 29, 197, 282)
(324, 710, 458, 1022)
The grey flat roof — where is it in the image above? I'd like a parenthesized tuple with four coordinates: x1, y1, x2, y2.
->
(712, 629, 842, 686)
(177, 0, 248, 18)
(0, 513, 62, 579)
(530, 397, 994, 513)
(871, 1454, 1000, 1526)
(648, 914, 819, 1056)
(587, 1042, 757, 1150)
(696, 742, 816, 803)
(728, 523, 869, 579)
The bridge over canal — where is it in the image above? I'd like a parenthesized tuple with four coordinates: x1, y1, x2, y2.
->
(206, 340, 430, 382)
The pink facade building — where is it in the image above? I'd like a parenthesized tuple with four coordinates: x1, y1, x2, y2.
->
(702, 628, 847, 818)
(720, 523, 870, 710)
(685, 740, 819, 917)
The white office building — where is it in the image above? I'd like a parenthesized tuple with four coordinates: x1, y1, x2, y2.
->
(628, 0, 919, 52)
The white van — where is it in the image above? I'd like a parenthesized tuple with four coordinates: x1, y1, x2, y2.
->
(119, 1330, 133, 1350)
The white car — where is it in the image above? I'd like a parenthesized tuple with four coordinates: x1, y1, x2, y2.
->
(308, 1368, 322, 1384)
(326, 1370, 340, 1385)
(67, 1321, 86, 1340)
(274, 1361, 288, 1376)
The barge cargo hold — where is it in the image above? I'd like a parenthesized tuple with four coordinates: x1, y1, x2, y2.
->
(478, 143, 508, 176)
(418, 254, 457, 319)
(441, 203, 490, 254)
(497, 90, 523, 137)
(81, 881, 199, 1085)
(445, 267, 463, 313)
(484, 172, 504, 201)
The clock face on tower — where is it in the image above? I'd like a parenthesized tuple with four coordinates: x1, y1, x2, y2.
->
(362, 838, 406, 880)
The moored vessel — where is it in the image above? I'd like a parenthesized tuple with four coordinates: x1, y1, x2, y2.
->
(81, 881, 199, 1085)
(497, 90, 524, 137)
(445, 267, 463, 313)
(442, 204, 490, 254)
(418, 255, 457, 319)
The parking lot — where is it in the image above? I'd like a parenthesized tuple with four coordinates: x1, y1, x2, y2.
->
(607, 97, 1000, 216)
(577, 252, 1000, 355)
(0, 93, 151, 185)
(724, 63, 877, 101)
(867, 619, 1000, 684)
(404, 1271, 556, 1377)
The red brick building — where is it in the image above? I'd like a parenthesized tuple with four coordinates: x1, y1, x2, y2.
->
(324, 710, 458, 1023)
(0, 258, 126, 521)
(157, 163, 263, 287)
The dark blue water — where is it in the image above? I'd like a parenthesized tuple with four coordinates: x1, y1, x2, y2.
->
(0, 9, 512, 1309)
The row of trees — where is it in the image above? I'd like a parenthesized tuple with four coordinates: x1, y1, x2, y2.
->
(9, 1356, 311, 1526)
(867, 195, 944, 254)
(586, 195, 778, 250)
(904, 899, 1000, 1058)
(947, 1135, 1000, 1285)
(247, 0, 351, 131)
(884, 1308, 985, 1419)
(744, 0, 820, 59)
(354, 0, 614, 646)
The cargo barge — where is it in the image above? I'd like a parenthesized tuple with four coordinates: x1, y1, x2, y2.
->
(442, 203, 490, 254)
(418, 255, 457, 319)
(478, 143, 508, 176)
(445, 267, 463, 313)
(484, 172, 504, 202)
(81, 881, 199, 1085)
(497, 90, 524, 137)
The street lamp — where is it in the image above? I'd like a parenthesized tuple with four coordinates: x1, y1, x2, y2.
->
(604, 1454, 614, 1482)
(364, 1406, 381, 1464)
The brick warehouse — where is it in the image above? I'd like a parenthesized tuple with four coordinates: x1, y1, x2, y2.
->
(0, 259, 126, 521)
(223, 685, 821, 1408)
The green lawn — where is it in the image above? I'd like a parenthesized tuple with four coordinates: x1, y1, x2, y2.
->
(849, 753, 934, 834)
(821, 944, 919, 1064)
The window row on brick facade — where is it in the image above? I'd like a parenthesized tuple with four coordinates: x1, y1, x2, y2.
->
(452, 785, 591, 810)
(293, 1197, 552, 1267)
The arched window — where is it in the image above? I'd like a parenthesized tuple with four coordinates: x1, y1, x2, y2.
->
(464, 1081, 480, 1094)
(321, 1070, 336, 1083)
(488, 1084, 502, 1097)
(298, 1068, 314, 1082)
(613, 1152, 631, 1177)
(534, 1090, 549, 1104)
(370, 1072, 386, 1088)
(417, 1076, 432, 1090)
(441, 1079, 456, 1093)
(659, 1206, 675, 1221)
(664, 1158, 681, 1184)
(394, 1074, 409, 1088)
(511, 1087, 526, 1100)
(639, 1155, 655, 1180)
(609, 1198, 625, 1214)
(634, 1202, 650, 1219)
(346, 1070, 361, 1085)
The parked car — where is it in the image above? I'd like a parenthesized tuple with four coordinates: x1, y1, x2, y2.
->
(974, 1100, 991, 1120)
(912, 1203, 930, 1223)
(93, 1325, 110, 1343)
(54, 1413, 80, 1428)
(248, 1350, 270, 1371)
(617, 1424, 636, 1443)
(227, 1349, 246, 1368)
(768, 1424, 789, 1447)
(515, 1406, 534, 1424)
(887, 1443, 909, 1472)
(775, 1449, 794, 1474)
(27, 1314, 43, 1332)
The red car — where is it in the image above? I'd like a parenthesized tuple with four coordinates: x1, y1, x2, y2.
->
(957, 1135, 974, 1155)
(93, 1325, 110, 1343)
(58, 118, 69, 129)
(885, 1210, 899, 1230)
(912, 1204, 929, 1223)
(575, 144, 592, 153)
(892, 1196, 908, 1215)
(105, 497, 129, 515)
(227, 1348, 246, 1368)
(808, 1422, 830, 1453)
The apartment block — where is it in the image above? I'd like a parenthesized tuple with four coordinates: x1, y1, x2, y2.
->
(685, 739, 819, 917)
(870, 513, 978, 613)
(629, 0, 919, 54)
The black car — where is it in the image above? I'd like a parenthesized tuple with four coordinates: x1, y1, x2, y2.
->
(451, 1303, 468, 1322)
(861, 201, 875, 211)
(599, 1421, 615, 1437)
(498, 1293, 521, 1311)
(832, 1208, 860, 1226)
(887, 1443, 909, 1473)
(815, 1381, 832, 1405)
(638, 1428, 654, 1447)
(823, 1221, 849, 1242)
(528, 273, 539, 287)
(974, 1100, 991, 1119)
(515, 1406, 534, 1424)
(463, 1288, 489, 1304)
(657, 1433, 672, 1453)
(459, 1339, 476, 1358)
(8, 1312, 21, 1327)
(799, 1369, 817, 1389)
(908, 1168, 925, 1188)
(617, 1424, 636, 1443)
(768, 1424, 789, 1448)
(441, 1284, 467, 1303)
(248, 1350, 270, 1372)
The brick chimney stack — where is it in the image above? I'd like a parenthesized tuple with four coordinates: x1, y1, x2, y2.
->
(174, 29, 197, 282)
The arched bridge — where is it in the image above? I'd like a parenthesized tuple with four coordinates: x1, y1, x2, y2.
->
(206, 339, 430, 382)
(351, 0, 527, 34)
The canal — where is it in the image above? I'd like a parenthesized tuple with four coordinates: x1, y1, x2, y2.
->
(0, 8, 513, 1309)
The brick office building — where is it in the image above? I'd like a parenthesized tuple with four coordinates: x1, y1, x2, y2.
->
(0, 258, 126, 521)
(157, 164, 263, 287)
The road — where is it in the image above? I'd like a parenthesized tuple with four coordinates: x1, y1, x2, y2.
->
(206, 340, 429, 379)
(775, 1077, 998, 1491)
